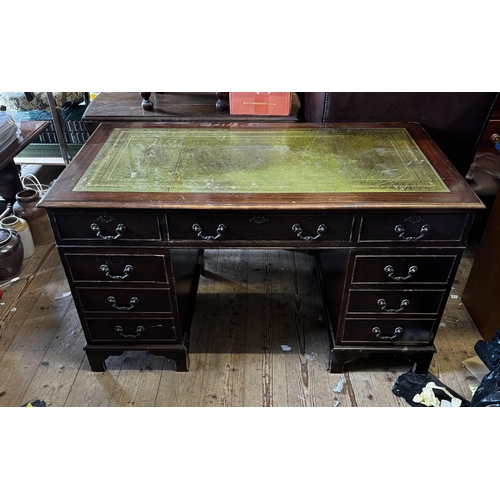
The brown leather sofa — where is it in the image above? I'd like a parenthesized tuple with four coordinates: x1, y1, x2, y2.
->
(301, 92, 500, 239)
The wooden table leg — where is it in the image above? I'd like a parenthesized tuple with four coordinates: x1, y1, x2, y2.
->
(216, 92, 229, 111)
(140, 92, 154, 111)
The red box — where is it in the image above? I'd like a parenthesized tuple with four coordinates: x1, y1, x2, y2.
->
(229, 92, 292, 116)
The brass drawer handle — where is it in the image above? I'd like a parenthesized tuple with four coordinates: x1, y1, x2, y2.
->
(377, 298, 410, 313)
(394, 224, 430, 241)
(100, 264, 134, 280)
(372, 326, 403, 340)
(192, 223, 226, 240)
(115, 325, 144, 338)
(107, 296, 139, 311)
(292, 223, 327, 240)
(90, 222, 127, 240)
(384, 265, 418, 281)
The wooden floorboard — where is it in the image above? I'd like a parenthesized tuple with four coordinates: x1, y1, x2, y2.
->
(0, 244, 484, 407)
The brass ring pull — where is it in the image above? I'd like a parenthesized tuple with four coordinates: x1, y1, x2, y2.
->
(377, 298, 410, 313)
(107, 296, 139, 311)
(372, 326, 403, 340)
(192, 223, 226, 240)
(384, 265, 418, 281)
(100, 264, 134, 280)
(491, 133, 500, 144)
(91, 223, 127, 240)
(394, 224, 430, 241)
(115, 325, 144, 338)
(292, 223, 327, 241)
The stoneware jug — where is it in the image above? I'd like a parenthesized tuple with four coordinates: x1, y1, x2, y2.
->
(0, 215, 35, 258)
(13, 189, 54, 246)
(0, 228, 24, 279)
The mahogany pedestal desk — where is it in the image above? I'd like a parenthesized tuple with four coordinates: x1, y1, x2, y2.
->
(40, 122, 483, 373)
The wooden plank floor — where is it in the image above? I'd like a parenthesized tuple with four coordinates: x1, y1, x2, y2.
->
(0, 243, 483, 407)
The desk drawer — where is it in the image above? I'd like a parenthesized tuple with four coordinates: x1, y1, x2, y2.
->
(351, 254, 457, 285)
(167, 213, 354, 242)
(52, 212, 162, 243)
(65, 253, 170, 283)
(342, 318, 436, 344)
(359, 213, 469, 243)
(347, 289, 446, 315)
(84, 317, 178, 342)
(76, 287, 173, 314)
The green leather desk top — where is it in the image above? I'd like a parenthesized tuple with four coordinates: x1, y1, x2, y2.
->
(73, 127, 448, 194)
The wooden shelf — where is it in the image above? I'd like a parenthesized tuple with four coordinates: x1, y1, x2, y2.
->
(83, 92, 301, 133)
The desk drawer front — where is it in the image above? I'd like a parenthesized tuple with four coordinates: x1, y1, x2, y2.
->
(359, 213, 468, 243)
(84, 317, 178, 342)
(167, 213, 354, 242)
(52, 212, 162, 243)
(351, 254, 457, 285)
(65, 253, 169, 283)
(76, 287, 173, 313)
(342, 318, 436, 344)
(347, 289, 446, 315)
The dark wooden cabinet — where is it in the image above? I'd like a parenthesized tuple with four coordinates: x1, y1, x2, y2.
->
(461, 101, 500, 340)
(40, 122, 482, 373)
(462, 190, 500, 341)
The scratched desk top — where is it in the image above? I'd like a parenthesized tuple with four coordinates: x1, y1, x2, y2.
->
(73, 127, 448, 194)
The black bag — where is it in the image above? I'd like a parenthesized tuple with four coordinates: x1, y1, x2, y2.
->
(471, 329, 500, 407)
(393, 370, 470, 407)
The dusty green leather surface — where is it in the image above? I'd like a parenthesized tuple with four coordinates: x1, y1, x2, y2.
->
(74, 128, 448, 193)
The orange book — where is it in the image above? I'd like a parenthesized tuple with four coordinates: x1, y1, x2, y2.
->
(229, 92, 292, 116)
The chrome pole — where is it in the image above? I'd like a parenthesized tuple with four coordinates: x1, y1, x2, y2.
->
(46, 92, 71, 166)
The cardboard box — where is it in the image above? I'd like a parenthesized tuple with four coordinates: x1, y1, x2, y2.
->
(229, 92, 292, 116)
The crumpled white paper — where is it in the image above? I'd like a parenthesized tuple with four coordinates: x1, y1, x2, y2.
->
(412, 382, 462, 407)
